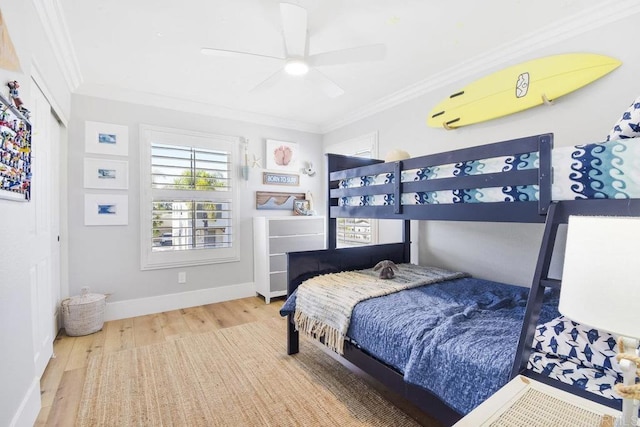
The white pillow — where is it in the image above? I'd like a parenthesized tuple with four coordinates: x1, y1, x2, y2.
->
(606, 95, 640, 141)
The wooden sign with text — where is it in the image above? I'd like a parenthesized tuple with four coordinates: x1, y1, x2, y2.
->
(263, 172, 299, 186)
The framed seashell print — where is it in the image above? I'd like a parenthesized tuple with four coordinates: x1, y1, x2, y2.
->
(265, 139, 298, 171)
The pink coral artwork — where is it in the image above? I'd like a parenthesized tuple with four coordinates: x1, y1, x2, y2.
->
(265, 139, 298, 171)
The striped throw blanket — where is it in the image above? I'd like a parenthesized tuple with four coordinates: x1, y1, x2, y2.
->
(294, 263, 468, 354)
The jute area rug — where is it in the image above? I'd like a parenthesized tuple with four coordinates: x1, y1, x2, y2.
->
(77, 317, 421, 426)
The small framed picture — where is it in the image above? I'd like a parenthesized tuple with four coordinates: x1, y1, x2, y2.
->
(84, 194, 129, 226)
(265, 139, 298, 171)
(84, 158, 129, 189)
(293, 199, 310, 216)
(85, 121, 129, 156)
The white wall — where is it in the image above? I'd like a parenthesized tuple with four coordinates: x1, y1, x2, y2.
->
(0, 1, 71, 426)
(323, 14, 640, 286)
(68, 94, 323, 319)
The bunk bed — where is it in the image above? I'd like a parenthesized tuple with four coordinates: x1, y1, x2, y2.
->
(281, 132, 640, 426)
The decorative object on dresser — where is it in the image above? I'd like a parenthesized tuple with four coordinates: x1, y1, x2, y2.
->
(255, 191, 305, 210)
(254, 216, 325, 303)
(292, 198, 311, 215)
(559, 216, 640, 427)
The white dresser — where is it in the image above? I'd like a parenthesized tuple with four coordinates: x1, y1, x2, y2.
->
(253, 216, 326, 303)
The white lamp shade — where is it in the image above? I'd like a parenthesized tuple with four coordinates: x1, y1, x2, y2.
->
(559, 215, 640, 339)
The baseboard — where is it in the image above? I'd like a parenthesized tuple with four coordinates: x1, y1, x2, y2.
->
(9, 377, 40, 427)
(104, 282, 255, 321)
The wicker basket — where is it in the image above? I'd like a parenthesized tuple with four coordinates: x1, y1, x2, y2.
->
(62, 288, 107, 336)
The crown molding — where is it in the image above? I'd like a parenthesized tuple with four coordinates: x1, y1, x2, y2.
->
(31, 0, 83, 91)
(74, 83, 322, 134)
(320, 0, 640, 133)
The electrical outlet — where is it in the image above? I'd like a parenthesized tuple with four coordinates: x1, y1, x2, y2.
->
(178, 272, 187, 284)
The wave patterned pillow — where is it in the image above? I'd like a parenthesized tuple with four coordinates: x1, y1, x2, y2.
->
(606, 95, 640, 141)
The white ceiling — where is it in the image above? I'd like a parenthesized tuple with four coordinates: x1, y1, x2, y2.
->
(55, 0, 622, 132)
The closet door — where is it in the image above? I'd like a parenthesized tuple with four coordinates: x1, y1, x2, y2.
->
(29, 82, 60, 377)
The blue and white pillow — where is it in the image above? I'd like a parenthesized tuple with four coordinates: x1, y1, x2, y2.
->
(606, 95, 640, 141)
(532, 316, 622, 374)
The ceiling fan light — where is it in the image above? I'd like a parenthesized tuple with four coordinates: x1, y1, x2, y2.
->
(284, 59, 309, 76)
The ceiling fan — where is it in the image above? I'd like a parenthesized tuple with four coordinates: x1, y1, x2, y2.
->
(201, 2, 386, 98)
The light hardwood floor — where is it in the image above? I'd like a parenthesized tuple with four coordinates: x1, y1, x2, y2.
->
(35, 296, 285, 426)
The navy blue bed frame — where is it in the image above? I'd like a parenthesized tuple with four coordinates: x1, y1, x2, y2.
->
(286, 133, 640, 426)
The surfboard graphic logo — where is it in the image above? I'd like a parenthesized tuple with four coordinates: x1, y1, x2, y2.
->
(516, 72, 530, 98)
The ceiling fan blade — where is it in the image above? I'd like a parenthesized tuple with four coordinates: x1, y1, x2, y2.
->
(250, 68, 286, 94)
(308, 43, 386, 67)
(279, 2, 308, 57)
(200, 47, 284, 64)
(308, 69, 345, 98)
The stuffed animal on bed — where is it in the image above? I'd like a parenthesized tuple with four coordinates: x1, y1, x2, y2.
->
(373, 260, 399, 279)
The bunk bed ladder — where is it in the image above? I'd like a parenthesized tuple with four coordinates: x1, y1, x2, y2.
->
(511, 202, 561, 379)
(512, 198, 640, 410)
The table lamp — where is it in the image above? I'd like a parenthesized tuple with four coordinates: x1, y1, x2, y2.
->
(559, 215, 640, 427)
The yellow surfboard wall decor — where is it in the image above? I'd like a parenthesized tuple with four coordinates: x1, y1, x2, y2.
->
(427, 53, 621, 129)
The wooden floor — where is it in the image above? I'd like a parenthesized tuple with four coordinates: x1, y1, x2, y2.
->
(36, 295, 439, 427)
(35, 296, 284, 426)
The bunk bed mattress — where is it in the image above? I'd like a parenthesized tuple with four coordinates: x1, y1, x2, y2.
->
(282, 276, 561, 415)
(339, 138, 640, 205)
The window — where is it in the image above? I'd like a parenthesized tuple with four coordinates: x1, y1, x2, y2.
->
(336, 218, 372, 245)
(140, 126, 240, 269)
(325, 132, 378, 248)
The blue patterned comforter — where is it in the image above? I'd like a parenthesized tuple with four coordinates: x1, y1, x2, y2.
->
(281, 277, 560, 415)
(338, 138, 640, 206)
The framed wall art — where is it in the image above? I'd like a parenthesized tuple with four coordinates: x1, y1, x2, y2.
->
(84, 193, 129, 226)
(85, 121, 129, 156)
(265, 139, 298, 171)
(256, 191, 305, 210)
(84, 158, 129, 189)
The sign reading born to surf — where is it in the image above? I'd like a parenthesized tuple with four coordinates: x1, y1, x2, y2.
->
(263, 172, 300, 186)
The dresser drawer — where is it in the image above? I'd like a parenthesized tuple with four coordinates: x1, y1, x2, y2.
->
(269, 271, 287, 292)
(268, 218, 324, 237)
(269, 234, 325, 254)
